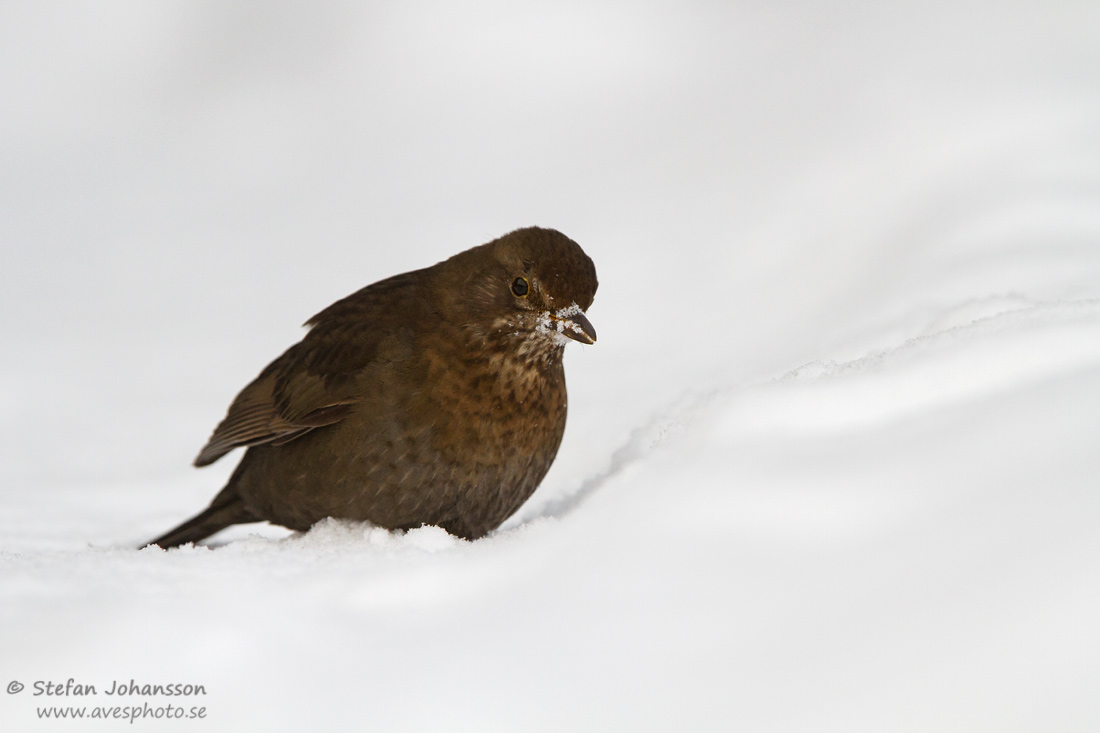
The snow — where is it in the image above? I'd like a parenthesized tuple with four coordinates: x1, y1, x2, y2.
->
(537, 303, 591, 345)
(3, 2, 1100, 731)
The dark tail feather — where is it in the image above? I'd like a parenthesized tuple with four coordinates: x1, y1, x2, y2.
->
(143, 484, 260, 549)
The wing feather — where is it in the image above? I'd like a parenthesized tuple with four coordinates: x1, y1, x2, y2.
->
(193, 270, 423, 467)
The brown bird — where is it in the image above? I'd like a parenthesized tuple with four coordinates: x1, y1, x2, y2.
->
(146, 227, 597, 548)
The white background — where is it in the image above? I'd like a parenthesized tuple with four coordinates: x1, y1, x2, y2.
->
(3, 2, 1099, 730)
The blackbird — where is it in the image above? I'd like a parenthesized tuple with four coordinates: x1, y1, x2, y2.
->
(146, 226, 597, 548)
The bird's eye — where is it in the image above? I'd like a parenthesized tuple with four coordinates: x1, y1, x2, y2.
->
(511, 277, 529, 297)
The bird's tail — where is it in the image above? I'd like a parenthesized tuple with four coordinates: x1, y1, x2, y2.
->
(142, 477, 260, 549)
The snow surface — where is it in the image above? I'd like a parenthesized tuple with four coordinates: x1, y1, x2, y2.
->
(3, 2, 1100, 731)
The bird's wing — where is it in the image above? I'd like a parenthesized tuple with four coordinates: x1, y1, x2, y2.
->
(192, 338, 361, 467)
(193, 272, 422, 467)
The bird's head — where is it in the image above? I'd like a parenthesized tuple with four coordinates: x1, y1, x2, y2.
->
(434, 227, 598, 352)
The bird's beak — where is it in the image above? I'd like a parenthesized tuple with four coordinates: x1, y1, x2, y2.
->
(549, 308, 597, 345)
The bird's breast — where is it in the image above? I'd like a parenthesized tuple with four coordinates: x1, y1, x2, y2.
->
(418, 337, 567, 464)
